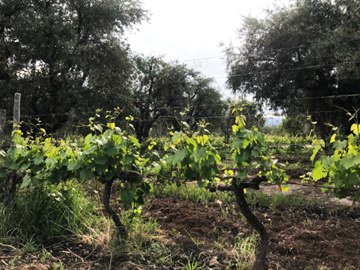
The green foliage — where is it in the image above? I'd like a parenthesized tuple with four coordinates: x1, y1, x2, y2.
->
(210, 134, 232, 160)
(244, 190, 323, 211)
(126, 215, 159, 253)
(244, 190, 271, 209)
(223, 100, 265, 144)
(266, 134, 311, 156)
(226, 100, 265, 129)
(150, 112, 288, 208)
(0, 181, 96, 244)
(282, 114, 311, 136)
(226, 0, 360, 136)
(270, 193, 319, 210)
(0, 119, 149, 211)
(0, 113, 288, 247)
(0, 0, 146, 132)
(231, 113, 288, 184)
(131, 55, 226, 141)
(0, 118, 154, 245)
(152, 182, 233, 205)
(312, 120, 360, 199)
(183, 256, 199, 270)
(2, 132, 79, 186)
(141, 136, 168, 164)
(233, 234, 256, 269)
(145, 122, 225, 198)
(163, 130, 221, 186)
(262, 125, 287, 136)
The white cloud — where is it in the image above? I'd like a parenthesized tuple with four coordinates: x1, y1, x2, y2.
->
(127, 0, 290, 98)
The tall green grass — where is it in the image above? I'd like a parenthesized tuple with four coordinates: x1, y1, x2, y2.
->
(0, 181, 97, 246)
(152, 182, 234, 205)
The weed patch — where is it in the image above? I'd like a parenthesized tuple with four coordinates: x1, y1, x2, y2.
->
(0, 181, 97, 246)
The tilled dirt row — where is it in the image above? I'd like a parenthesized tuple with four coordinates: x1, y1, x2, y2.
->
(5, 196, 360, 270)
(143, 198, 360, 270)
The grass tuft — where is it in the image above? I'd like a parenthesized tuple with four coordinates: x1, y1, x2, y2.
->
(232, 234, 256, 270)
(152, 182, 234, 205)
(0, 180, 98, 246)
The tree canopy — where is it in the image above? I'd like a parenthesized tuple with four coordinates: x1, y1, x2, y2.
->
(131, 55, 226, 141)
(226, 0, 360, 135)
(0, 0, 146, 132)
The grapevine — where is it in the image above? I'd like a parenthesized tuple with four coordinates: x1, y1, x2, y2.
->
(0, 113, 288, 269)
(312, 118, 360, 200)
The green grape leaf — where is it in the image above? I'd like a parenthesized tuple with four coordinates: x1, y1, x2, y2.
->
(104, 142, 116, 156)
(334, 140, 347, 151)
(214, 153, 221, 164)
(95, 156, 108, 165)
(84, 134, 93, 144)
(34, 156, 44, 166)
(242, 138, 251, 149)
(194, 147, 206, 160)
(20, 161, 31, 170)
(68, 159, 80, 171)
(186, 137, 197, 148)
(107, 122, 115, 129)
(84, 146, 97, 155)
(340, 155, 360, 170)
(172, 149, 188, 164)
(129, 136, 140, 148)
(310, 145, 321, 161)
(20, 174, 32, 189)
(124, 155, 134, 165)
(171, 132, 183, 144)
(330, 134, 336, 143)
(196, 135, 209, 146)
(312, 160, 328, 180)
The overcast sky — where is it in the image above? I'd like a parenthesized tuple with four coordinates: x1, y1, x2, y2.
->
(127, 0, 290, 100)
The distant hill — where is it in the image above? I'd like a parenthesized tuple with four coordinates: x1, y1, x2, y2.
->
(265, 116, 283, 126)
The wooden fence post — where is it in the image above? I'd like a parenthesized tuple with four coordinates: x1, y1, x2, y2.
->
(13, 93, 21, 130)
(0, 94, 22, 206)
(0, 109, 5, 137)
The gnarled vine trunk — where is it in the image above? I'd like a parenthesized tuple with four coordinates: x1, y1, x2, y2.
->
(232, 180, 268, 270)
(102, 177, 127, 239)
(209, 176, 269, 270)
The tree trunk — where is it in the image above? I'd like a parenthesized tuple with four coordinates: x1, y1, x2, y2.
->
(232, 181, 268, 270)
(102, 177, 127, 239)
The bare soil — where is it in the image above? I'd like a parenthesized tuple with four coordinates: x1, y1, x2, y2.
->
(142, 197, 360, 270)
(2, 190, 360, 270)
